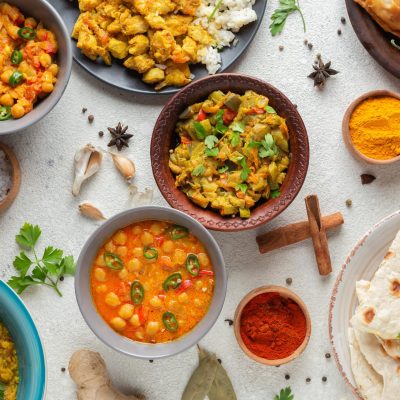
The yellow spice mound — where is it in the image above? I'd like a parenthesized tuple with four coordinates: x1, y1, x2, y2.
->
(349, 96, 400, 160)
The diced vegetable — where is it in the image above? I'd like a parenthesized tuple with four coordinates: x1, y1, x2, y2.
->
(130, 281, 144, 305)
(104, 252, 124, 270)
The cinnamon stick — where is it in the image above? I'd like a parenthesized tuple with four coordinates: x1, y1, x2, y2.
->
(305, 195, 332, 276)
(256, 212, 343, 254)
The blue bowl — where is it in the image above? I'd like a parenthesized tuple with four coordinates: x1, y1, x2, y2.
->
(0, 280, 46, 399)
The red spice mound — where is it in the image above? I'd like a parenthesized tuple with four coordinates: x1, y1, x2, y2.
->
(240, 292, 307, 360)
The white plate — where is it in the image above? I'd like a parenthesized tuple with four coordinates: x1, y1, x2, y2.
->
(329, 210, 400, 399)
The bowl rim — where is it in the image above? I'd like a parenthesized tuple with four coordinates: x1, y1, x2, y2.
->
(75, 205, 227, 359)
(233, 285, 312, 366)
(151, 73, 309, 232)
(342, 89, 400, 165)
(0, 279, 47, 400)
(0, 0, 72, 136)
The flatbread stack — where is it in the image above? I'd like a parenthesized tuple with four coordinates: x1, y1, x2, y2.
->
(354, 0, 400, 38)
(349, 230, 400, 400)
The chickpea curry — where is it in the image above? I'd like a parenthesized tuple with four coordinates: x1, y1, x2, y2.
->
(0, 2, 59, 120)
(90, 220, 215, 343)
(169, 90, 291, 218)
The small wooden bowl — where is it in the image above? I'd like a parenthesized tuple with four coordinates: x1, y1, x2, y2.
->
(342, 90, 400, 165)
(0, 142, 21, 213)
(233, 285, 311, 366)
(151, 73, 309, 232)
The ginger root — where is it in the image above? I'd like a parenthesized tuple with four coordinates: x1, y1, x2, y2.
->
(69, 349, 145, 400)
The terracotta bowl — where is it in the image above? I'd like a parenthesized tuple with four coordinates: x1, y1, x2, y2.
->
(233, 285, 311, 366)
(342, 90, 400, 165)
(0, 142, 21, 213)
(151, 74, 309, 232)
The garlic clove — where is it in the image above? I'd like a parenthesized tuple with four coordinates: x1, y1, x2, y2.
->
(111, 153, 136, 181)
(72, 144, 102, 196)
(79, 201, 106, 220)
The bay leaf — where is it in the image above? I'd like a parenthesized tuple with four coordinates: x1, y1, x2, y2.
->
(208, 358, 237, 400)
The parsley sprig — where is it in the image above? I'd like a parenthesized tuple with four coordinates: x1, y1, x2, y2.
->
(7, 223, 75, 297)
(270, 0, 306, 36)
(274, 387, 294, 400)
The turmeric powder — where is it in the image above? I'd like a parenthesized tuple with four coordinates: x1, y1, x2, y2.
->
(349, 96, 400, 160)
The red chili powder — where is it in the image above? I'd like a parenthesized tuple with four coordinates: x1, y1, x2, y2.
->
(240, 292, 307, 360)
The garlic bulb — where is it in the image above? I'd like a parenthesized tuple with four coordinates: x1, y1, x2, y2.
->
(79, 201, 106, 220)
(111, 153, 136, 181)
(72, 144, 102, 196)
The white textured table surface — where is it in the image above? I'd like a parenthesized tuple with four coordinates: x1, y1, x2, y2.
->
(1, 0, 400, 399)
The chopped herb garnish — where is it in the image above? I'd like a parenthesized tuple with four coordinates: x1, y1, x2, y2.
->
(231, 131, 241, 147)
(270, 0, 306, 36)
(236, 183, 248, 193)
(215, 109, 228, 134)
(192, 164, 205, 176)
(231, 121, 245, 133)
(271, 190, 281, 199)
(218, 166, 229, 173)
(205, 135, 219, 149)
(208, 0, 223, 21)
(239, 158, 250, 180)
(193, 121, 207, 139)
(266, 105, 276, 114)
(259, 134, 278, 159)
(205, 147, 219, 157)
(274, 387, 294, 400)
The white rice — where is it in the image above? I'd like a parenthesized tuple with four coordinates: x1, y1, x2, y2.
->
(0, 149, 12, 202)
(194, 0, 257, 74)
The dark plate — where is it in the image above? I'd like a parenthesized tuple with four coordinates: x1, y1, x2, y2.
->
(151, 74, 309, 232)
(49, 0, 267, 95)
(346, 0, 400, 79)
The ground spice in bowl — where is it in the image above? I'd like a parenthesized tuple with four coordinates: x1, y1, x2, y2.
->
(0, 148, 12, 202)
(239, 292, 307, 360)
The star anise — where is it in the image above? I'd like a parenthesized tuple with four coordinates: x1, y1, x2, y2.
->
(308, 55, 339, 88)
(107, 122, 133, 151)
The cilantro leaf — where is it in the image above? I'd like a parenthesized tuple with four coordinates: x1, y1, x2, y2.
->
(13, 252, 32, 277)
(215, 110, 228, 134)
(274, 387, 294, 400)
(231, 121, 245, 133)
(270, 0, 306, 36)
(32, 266, 47, 282)
(192, 164, 205, 176)
(266, 105, 276, 114)
(15, 223, 41, 249)
(42, 246, 64, 275)
(218, 166, 229, 173)
(235, 183, 248, 193)
(193, 121, 207, 139)
(231, 131, 241, 147)
(259, 134, 278, 159)
(205, 135, 219, 149)
(271, 190, 281, 199)
(7, 276, 41, 294)
(205, 148, 219, 157)
(61, 255, 76, 276)
(240, 158, 250, 181)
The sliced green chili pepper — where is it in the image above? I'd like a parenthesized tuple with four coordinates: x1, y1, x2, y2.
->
(103, 252, 124, 270)
(11, 49, 23, 65)
(18, 27, 36, 40)
(167, 225, 189, 240)
(186, 254, 200, 276)
(0, 106, 12, 121)
(163, 273, 182, 291)
(162, 311, 179, 332)
(9, 71, 23, 87)
(143, 246, 158, 260)
(130, 280, 144, 305)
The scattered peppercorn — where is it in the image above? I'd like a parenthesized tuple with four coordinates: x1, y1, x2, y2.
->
(286, 277, 293, 285)
(82, 107, 87, 113)
(322, 376, 327, 382)
(279, 45, 284, 51)
(224, 318, 234, 326)
(325, 352, 331, 359)
(285, 374, 290, 380)
(306, 377, 311, 383)
(341, 17, 346, 24)
(149, 359, 153, 363)
(304, 39, 308, 45)
(308, 43, 313, 50)
(293, 104, 298, 109)
(61, 367, 66, 372)
(337, 29, 342, 35)
(346, 199, 352, 207)
(88, 114, 94, 123)
(59, 276, 64, 281)
(361, 174, 376, 185)
(98, 131, 104, 137)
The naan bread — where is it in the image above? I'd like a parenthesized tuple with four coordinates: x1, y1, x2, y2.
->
(351, 230, 400, 340)
(349, 328, 383, 400)
(353, 328, 400, 400)
(354, 0, 400, 38)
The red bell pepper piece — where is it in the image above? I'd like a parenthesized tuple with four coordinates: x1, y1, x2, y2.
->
(176, 279, 192, 294)
(196, 109, 207, 121)
(181, 136, 191, 145)
(245, 107, 265, 115)
(223, 108, 237, 125)
(199, 270, 214, 276)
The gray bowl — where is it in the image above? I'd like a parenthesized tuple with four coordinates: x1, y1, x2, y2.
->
(75, 206, 227, 359)
(0, 0, 72, 135)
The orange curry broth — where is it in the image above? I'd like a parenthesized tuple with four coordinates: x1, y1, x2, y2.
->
(0, 2, 58, 119)
(90, 220, 215, 343)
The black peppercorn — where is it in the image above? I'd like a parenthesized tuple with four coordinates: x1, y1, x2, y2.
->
(98, 131, 104, 137)
(306, 377, 311, 383)
(307, 43, 313, 50)
(82, 107, 87, 113)
(61, 367, 66, 372)
(286, 278, 293, 285)
(88, 114, 94, 123)
(285, 374, 290, 380)
(337, 29, 342, 35)
(149, 359, 154, 363)
(325, 352, 331, 359)
(322, 376, 327, 382)
(279, 45, 284, 51)
(341, 17, 346, 24)
(59, 276, 64, 281)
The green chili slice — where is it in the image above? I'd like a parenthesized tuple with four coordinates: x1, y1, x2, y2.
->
(18, 27, 36, 40)
(130, 280, 144, 305)
(163, 273, 182, 291)
(162, 311, 179, 332)
(186, 254, 200, 276)
(11, 49, 23, 65)
(0, 106, 12, 121)
(9, 71, 23, 87)
(143, 246, 158, 260)
(168, 225, 189, 240)
(103, 252, 124, 270)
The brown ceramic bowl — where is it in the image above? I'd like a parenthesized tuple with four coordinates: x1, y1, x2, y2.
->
(0, 142, 21, 213)
(151, 74, 309, 231)
(342, 90, 400, 165)
(233, 285, 311, 366)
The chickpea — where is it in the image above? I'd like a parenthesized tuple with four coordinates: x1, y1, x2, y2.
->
(1, 69, 13, 84)
(141, 231, 154, 246)
(0, 93, 13, 107)
(132, 247, 143, 258)
(195, 280, 203, 290)
(193, 298, 202, 307)
(105, 292, 121, 307)
(132, 225, 142, 235)
(96, 254, 106, 267)
(146, 321, 160, 336)
(162, 240, 174, 253)
(48, 64, 59, 76)
(173, 249, 186, 265)
(135, 329, 144, 340)
(178, 292, 189, 304)
(118, 268, 129, 280)
(94, 267, 107, 282)
(41, 82, 54, 93)
(11, 104, 25, 119)
(129, 314, 141, 327)
(25, 17, 37, 28)
(96, 284, 107, 294)
(113, 230, 127, 245)
(118, 304, 134, 320)
(160, 255, 173, 268)
(104, 240, 116, 252)
(198, 253, 210, 267)
(116, 246, 128, 257)
(127, 258, 142, 272)
(41, 71, 53, 83)
(149, 296, 163, 308)
(178, 319, 185, 326)
(110, 317, 126, 331)
(39, 53, 52, 68)
(150, 223, 163, 235)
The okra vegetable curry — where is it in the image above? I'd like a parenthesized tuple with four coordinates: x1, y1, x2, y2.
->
(90, 220, 215, 343)
(169, 90, 290, 218)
